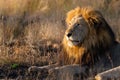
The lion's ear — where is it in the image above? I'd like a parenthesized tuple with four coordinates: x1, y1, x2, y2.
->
(88, 17, 101, 29)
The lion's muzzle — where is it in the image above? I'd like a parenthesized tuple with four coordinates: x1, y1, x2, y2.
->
(66, 32, 81, 47)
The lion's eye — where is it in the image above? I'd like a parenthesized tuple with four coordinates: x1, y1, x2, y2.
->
(76, 23, 80, 27)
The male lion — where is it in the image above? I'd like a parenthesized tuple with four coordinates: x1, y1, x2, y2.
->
(29, 7, 120, 79)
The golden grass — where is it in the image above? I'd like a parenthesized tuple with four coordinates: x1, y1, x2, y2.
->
(0, 0, 119, 65)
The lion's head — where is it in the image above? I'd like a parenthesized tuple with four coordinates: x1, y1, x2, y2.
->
(61, 7, 115, 65)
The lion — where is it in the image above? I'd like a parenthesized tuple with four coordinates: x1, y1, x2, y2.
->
(59, 7, 116, 66)
(28, 7, 120, 79)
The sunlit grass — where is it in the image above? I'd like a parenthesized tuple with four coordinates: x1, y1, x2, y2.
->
(0, 0, 119, 66)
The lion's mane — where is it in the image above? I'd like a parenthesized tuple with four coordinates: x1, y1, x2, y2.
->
(59, 7, 115, 66)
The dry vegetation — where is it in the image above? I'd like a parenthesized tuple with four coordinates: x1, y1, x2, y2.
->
(0, 0, 120, 79)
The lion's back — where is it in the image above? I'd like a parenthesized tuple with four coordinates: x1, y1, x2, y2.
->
(92, 42, 120, 73)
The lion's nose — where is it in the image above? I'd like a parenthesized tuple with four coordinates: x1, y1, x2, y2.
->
(67, 33, 72, 37)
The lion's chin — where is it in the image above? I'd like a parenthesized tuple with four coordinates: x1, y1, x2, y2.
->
(67, 40, 80, 47)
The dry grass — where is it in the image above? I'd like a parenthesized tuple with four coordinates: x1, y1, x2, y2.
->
(0, 0, 120, 79)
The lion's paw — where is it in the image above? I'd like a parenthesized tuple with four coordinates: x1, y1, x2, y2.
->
(28, 66, 40, 72)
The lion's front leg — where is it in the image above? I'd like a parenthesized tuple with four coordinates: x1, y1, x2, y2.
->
(28, 64, 88, 80)
(28, 63, 58, 72)
(47, 64, 88, 80)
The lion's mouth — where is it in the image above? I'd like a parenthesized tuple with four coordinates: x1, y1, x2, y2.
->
(68, 39, 81, 46)
(65, 36, 82, 46)
(69, 39, 80, 43)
